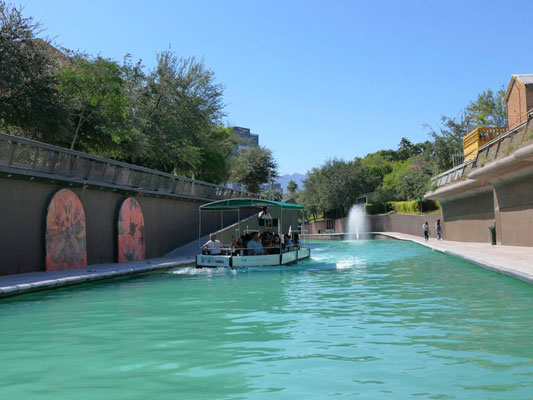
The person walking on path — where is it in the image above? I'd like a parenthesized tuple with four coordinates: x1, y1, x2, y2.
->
(435, 219, 442, 240)
(423, 222, 430, 242)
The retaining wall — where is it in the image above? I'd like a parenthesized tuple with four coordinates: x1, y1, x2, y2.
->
(0, 178, 249, 276)
(304, 212, 443, 240)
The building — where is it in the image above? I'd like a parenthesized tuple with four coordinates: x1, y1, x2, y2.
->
(426, 73, 533, 246)
(233, 126, 259, 152)
(504, 75, 533, 130)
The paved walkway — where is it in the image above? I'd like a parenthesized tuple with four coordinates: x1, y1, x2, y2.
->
(0, 241, 199, 298)
(378, 232, 533, 284)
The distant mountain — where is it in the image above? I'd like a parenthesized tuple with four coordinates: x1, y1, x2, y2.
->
(276, 173, 307, 192)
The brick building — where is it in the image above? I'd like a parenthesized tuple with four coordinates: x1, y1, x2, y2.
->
(504, 74, 533, 129)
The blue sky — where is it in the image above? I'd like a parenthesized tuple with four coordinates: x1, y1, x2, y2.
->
(23, 0, 533, 175)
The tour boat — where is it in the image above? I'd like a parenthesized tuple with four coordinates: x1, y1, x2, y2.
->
(196, 198, 311, 268)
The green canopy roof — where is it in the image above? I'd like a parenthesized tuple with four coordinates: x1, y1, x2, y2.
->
(200, 198, 303, 211)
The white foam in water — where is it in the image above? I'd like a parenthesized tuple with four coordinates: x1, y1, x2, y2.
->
(346, 204, 368, 240)
(335, 256, 365, 270)
(170, 267, 230, 276)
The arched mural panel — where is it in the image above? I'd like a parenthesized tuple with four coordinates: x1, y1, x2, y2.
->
(118, 197, 146, 263)
(46, 189, 88, 271)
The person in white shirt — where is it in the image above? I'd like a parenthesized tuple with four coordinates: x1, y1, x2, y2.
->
(258, 206, 272, 219)
(203, 233, 222, 255)
(422, 222, 429, 242)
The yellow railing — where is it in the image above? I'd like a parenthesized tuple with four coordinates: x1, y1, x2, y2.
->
(463, 127, 506, 161)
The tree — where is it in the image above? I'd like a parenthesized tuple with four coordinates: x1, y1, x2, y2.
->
(466, 87, 507, 128)
(128, 51, 226, 176)
(287, 180, 298, 197)
(426, 113, 469, 172)
(375, 155, 433, 202)
(230, 146, 278, 193)
(0, 1, 68, 142)
(195, 126, 239, 183)
(58, 55, 131, 151)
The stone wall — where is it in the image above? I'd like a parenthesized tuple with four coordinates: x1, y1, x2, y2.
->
(368, 213, 442, 238)
(304, 212, 443, 240)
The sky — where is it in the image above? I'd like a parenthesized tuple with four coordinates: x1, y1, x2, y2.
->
(21, 0, 533, 175)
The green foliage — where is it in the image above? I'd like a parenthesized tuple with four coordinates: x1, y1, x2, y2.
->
(466, 87, 507, 128)
(0, 1, 69, 142)
(388, 201, 420, 214)
(124, 50, 227, 176)
(365, 203, 387, 215)
(287, 180, 298, 197)
(0, 3, 246, 185)
(58, 55, 132, 152)
(388, 200, 439, 214)
(230, 146, 278, 193)
(301, 158, 375, 217)
(365, 200, 439, 215)
(195, 127, 239, 183)
(426, 87, 507, 173)
(477, 154, 488, 167)
(272, 188, 283, 201)
(425, 113, 468, 172)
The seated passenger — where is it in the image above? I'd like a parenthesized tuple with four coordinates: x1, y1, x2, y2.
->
(247, 232, 266, 255)
(203, 233, 222, 255)
(233, 236, 245, 256)
(293, 233, 300, 248)
(270, 234, 281, 254)
(284, 234, 293, 248)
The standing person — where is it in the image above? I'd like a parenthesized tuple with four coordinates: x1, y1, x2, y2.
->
(422, 222, 430, 242)
(435, 219, 442, 240)
(258, 206, 272, 219)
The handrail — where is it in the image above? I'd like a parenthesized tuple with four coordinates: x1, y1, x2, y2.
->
(0, 132, 263, 201)
(200, 244, 302, 255)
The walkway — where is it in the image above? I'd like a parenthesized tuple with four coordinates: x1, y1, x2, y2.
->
(379, 232, 533, 284)
(0, 241, 199, 299)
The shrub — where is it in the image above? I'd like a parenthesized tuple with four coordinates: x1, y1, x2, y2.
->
(386, 200, 440, 214)
(365, 203, 387, 215)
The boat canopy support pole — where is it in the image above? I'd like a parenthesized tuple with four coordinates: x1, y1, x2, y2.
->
(280, 206, 283, 236)
(198, 209, 202, 251)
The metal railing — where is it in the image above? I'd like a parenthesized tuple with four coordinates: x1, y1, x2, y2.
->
(0, 132, 262, 201)
(431, 110, 533, 190)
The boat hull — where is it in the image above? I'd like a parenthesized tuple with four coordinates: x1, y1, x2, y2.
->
(196, 248, 310, 268)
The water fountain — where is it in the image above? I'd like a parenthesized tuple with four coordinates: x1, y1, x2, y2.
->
(346, 204, 368, 240)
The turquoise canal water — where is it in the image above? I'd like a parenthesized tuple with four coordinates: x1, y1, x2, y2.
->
(1, 240, 533, 399)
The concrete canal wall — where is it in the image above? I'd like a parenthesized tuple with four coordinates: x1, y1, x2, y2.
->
(0, 178, 249, 276)
(304, 213, 443, 239)
(0, 133, 262, 276)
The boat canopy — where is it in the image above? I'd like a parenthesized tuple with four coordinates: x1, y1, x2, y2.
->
(200, 198, 303, 211)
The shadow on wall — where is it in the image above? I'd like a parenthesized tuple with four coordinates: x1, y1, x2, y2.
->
(0, 179, 233, 276)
